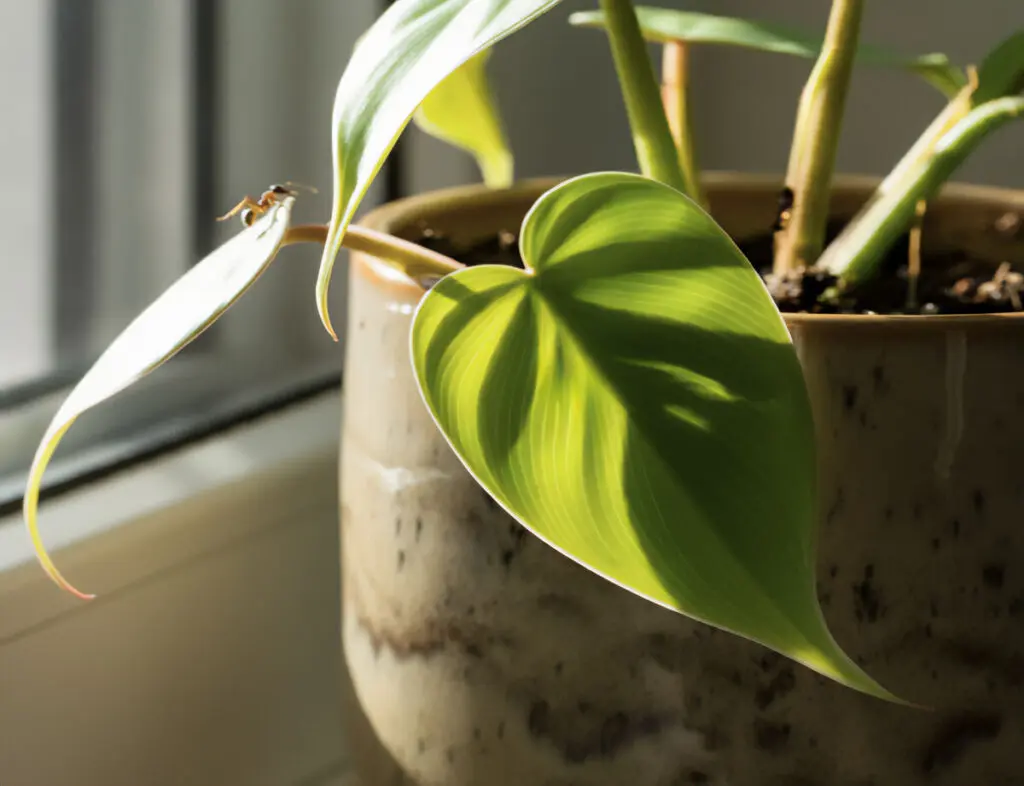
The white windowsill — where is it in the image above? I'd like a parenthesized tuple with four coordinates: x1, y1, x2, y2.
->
(0, 389, 354, 786)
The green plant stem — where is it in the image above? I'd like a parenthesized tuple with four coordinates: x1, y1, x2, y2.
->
(818, 95, 1024, 286)
(905, 200, 927, 310)
(877, 91, 974, 195)
(774, 0, 863, 273)
(812, 76, 975, 281)
(819, 30, 1024, 284)
(598, 0, 689, 194)
(661, 41, 706, 207)
(286, 223, 463, 281)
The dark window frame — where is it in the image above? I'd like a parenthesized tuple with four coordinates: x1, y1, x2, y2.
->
(0, 0, 403, 515)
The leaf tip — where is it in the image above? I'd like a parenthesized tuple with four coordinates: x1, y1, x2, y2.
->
(316, 230, 341, 342)
(23, 422, 96, 601)
(795, 629, 914, 706)
(482, 150, 515, 191)
(64, 584, 97, 602)
(317, 288, 339, 342)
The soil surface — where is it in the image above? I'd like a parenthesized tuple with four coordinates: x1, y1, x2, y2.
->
(413, 212, 1024, 316)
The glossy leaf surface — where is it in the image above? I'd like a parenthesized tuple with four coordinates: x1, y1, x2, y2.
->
(318, 0, 562, 338)
(570, 7, 965, 97)
(414, 51, 514, 189)
(24, 198, 295, 598)
(411, 172, 897, 700)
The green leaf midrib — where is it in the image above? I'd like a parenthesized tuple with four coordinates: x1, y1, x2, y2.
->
(528, 280, 812, 647)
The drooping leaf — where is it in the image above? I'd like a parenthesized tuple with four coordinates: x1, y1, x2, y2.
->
(318, 0, 563, 339)
(410, 171, 899, 701)
(414, 51, 514, 189)
(24, 198, 296, 598)
(570, 7, 966, 97)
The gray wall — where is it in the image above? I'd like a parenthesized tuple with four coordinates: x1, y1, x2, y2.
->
(406, 0, 1022, 192)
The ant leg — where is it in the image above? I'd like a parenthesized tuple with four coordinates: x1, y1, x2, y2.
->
(217, 196, 261, 222)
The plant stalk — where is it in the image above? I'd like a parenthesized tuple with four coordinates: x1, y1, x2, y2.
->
(661, 41, 706, 207)
(774, 0, 864, 273)
(819, 28, 1024, 284)
(598, 0, 689, 195)
(813, 72, 977, 282)
(285, 223, 463, 282)
(818, 95, 1024, 286)
(905, 200, 927, 311)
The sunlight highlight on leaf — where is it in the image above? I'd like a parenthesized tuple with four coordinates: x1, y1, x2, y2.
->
(24, 198, 295, 598)
(317, 0, 562, 340)
(411, 172, 903, 701)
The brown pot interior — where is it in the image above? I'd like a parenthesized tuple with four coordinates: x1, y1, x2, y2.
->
(356, 172, 1024, 328)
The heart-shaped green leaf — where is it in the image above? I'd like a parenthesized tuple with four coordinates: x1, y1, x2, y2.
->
(570, 7, 966, 97)
(318, 0, 562, 339)
(414, 51, 514, 189)
(24, 197, 296, 599)
(411, 172, 898, 700)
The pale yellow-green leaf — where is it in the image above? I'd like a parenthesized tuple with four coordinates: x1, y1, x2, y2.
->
(24, 198, 295, 598)
(317, 0, 562, 339)
(414, 51, 514, 189)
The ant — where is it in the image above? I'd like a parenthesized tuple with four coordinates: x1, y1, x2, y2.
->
(218, 182, 317, 227)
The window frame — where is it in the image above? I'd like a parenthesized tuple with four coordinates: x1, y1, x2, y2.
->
(0, 0, 394, 511)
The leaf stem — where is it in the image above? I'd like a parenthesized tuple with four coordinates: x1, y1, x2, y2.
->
(774, 0, 863, 274)
(818, 95, 1024, 286)
(598, 0, 689, 194)
(905, 200, 927, 311)
(818, 29, 1024, 284)
(810, 79, 975, 283)
(286, 223, 464, 283)
(661, 41, 706, 207)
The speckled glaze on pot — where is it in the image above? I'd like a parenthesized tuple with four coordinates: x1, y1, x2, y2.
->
(339, 174, 1024, 786)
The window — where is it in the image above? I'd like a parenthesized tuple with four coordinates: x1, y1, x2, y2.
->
(5, 0, 1015, 514)
(0, 0, 388, 509)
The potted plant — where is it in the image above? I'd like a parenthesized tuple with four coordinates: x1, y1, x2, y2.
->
(21, 1, 1023, 784)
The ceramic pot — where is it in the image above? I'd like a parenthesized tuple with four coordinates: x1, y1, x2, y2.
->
(339, 174, 1024, 786)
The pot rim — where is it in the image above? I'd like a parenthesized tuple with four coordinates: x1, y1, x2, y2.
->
(353, 172, 1024, 330)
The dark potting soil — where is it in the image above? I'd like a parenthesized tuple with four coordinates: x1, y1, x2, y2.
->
(413, 212, 1024, 316)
